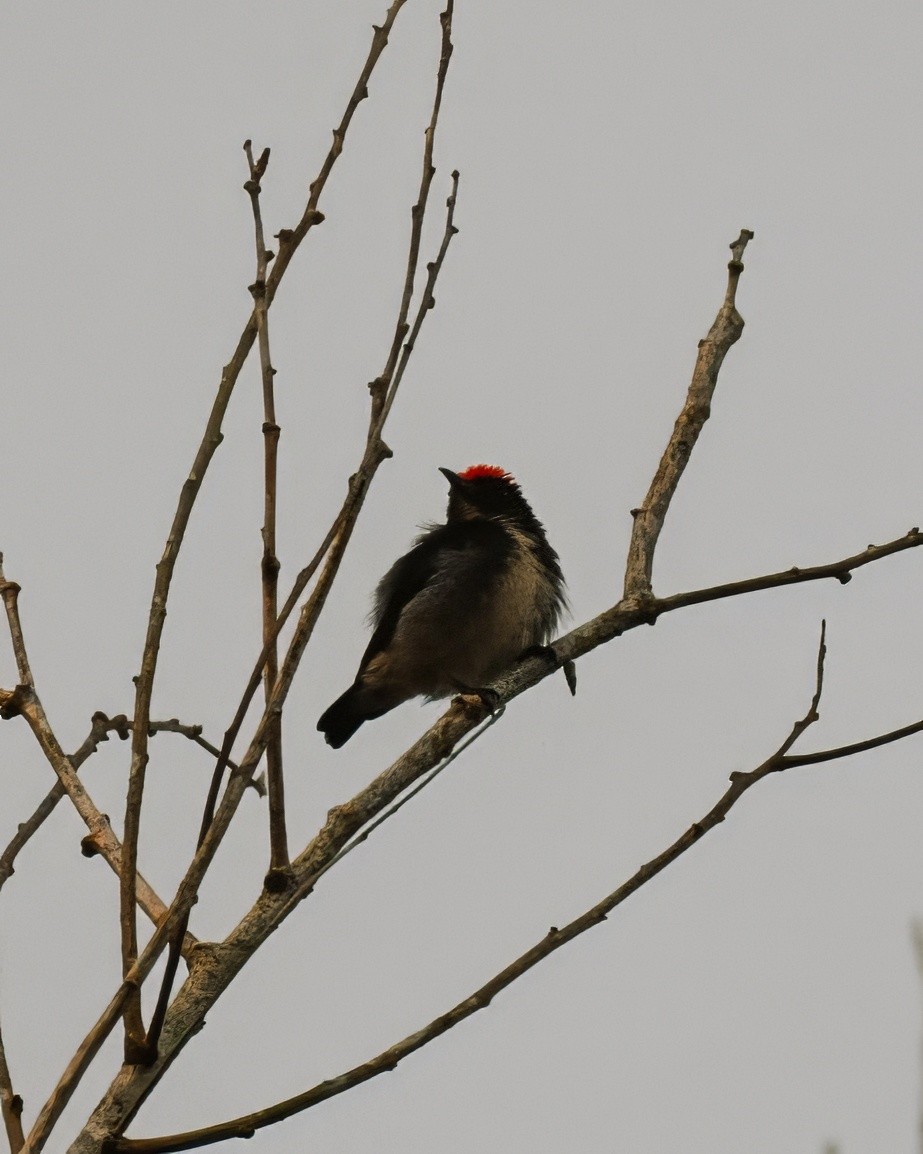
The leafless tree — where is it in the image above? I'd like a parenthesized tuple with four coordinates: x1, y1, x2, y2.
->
(1, 5, 921, 1152)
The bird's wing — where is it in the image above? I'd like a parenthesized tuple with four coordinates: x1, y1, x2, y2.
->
(359, 529, 447, 667)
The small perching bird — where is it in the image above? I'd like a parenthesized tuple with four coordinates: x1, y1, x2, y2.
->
(317, 464, 567, 748)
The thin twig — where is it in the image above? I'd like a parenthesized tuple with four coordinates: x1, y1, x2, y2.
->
(0, 560, 33, 688)
(0, 708, 257, 1139)
(0, 1016, 24, 1153)
(623, 230, 754, 600)
(119, 163, 465, 1077)
(0, 711, 202, 954)
(147, 719, 264, 796)
(196, 520, 340, 843)
(146, 140, 292, 1060)
(243, 138, 290, 889)
(112, 625, 923, 1154)
(377, 168, 459, 432)
(371, 0, 454, 431)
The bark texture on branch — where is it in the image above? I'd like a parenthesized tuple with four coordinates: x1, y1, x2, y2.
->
(623, 229, 754, 601)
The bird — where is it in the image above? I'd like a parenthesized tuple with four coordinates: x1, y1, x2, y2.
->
(317, 464, 567, 748)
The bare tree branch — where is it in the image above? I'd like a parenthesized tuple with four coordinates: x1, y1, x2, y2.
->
(6, 0, 912, 1149)
(242, 139, 290, 889)
(372, 0, 455, 431)
(141, 0, 458, 1067)
(623, 229, 754, 600)
(20, 326, 922, 1154)
(272, 529, 923, 913)
(30, 517, 920, 1153)
(146, 138, 291, 1062)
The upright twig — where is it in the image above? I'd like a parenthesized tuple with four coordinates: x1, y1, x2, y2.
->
(623, 229, 754, 600)
(144, 140, 289, 1064)
(243, 139, 290, 890)
(370, 0, 454, 432)
(0, 560, 32, 689)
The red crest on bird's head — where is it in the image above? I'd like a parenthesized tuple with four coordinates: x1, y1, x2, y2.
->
(457, 464, 513, 483)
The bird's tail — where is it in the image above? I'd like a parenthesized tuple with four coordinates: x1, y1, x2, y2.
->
(318, 682, 400, 748)
(317, 685, 368, 748)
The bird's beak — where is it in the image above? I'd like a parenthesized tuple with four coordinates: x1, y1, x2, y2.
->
(439, 467, 462, 489)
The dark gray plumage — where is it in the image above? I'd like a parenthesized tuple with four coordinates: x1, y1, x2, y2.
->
(317, 464, 566, 748)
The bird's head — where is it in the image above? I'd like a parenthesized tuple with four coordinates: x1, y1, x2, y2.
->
(440, 464, 536, 527)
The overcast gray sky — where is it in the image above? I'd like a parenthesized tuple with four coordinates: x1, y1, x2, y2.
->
(2, 2, 923, 1151)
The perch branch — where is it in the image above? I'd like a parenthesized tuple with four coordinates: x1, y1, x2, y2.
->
(623, 229, 754, 601)
(72, 518, 922, 1153)
(112, 623, 923, 1153)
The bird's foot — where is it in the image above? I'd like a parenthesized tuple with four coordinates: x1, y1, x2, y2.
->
(452, 680, 501, 716)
